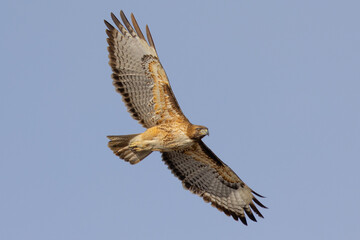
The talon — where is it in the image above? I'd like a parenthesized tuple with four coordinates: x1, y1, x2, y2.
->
(129, 142, 141, 151)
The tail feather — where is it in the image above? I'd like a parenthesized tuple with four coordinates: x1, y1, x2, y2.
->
(107, 134, 151, 164)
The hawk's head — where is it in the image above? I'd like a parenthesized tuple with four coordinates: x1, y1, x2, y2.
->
(188, 125, 209, 139)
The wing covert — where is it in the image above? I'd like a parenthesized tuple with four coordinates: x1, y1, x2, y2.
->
(162, 140, 266, 225)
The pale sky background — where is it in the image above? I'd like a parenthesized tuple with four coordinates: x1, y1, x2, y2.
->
(1, 0, 360, 239)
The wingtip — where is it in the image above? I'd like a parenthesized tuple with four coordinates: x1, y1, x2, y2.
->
(104, 20, 114, 30)
(239, 215, 248, 225)
(146, 24, 157, 51)
(250, 202, 264, 218)
(131, 12, 146, 41)
(245, 209, 257, 222)
(253, 196, 268, 209)
(120, 10, 127, 23)
(252, 189, 266, 198)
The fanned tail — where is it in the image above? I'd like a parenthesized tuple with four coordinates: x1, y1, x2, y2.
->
(107, 134, 151, 164)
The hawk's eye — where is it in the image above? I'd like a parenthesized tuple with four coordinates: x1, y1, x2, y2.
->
(197, 128, 206, 133)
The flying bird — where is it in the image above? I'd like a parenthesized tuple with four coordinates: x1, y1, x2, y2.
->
(104, 11, 267, 225)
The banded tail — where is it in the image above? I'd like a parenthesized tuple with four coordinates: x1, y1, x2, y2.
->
(107, 134, 152, 164)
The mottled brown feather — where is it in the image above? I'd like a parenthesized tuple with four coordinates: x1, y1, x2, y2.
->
(162, 140, 266, 225)
(105, 12, 187, 128)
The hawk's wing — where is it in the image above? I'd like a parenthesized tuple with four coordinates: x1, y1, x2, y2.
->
(105, 11, 187, 128)
(162, 140, 267, 225)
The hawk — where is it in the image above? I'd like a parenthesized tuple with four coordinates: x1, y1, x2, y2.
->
(104, 11, 267, 225)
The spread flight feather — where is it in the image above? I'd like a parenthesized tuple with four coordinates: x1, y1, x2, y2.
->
(105, 11, 266, 225)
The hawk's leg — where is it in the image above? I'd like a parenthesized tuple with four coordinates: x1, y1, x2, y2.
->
(128, 137, 156, 152)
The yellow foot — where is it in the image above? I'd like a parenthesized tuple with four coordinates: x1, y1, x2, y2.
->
(128, 142, 143, 152)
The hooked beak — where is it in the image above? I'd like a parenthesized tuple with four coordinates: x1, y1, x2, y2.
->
(201, 128, 209, 137)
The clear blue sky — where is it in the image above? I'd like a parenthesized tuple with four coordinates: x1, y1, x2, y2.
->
(1, 0, 359, 239)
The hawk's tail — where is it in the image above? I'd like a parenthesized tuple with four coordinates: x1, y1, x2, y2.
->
(107, 134, 152, 164)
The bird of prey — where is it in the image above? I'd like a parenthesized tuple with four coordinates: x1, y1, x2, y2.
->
(104, 11, 267, 225)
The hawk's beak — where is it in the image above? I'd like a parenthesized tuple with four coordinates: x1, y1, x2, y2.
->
(199, 128, 209, 137)
(203, 129, 209, 136)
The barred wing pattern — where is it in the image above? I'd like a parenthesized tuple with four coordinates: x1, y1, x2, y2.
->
(162, 141, 267, 225)
(105, 11, 267, 225)
(105, 11, 187, 128)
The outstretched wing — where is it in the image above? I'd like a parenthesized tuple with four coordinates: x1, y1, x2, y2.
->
(105, 11, 187, 128)
(162, 140, 267, 225)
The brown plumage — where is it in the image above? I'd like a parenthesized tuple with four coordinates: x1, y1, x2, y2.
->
(105, 11, 267, 225)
